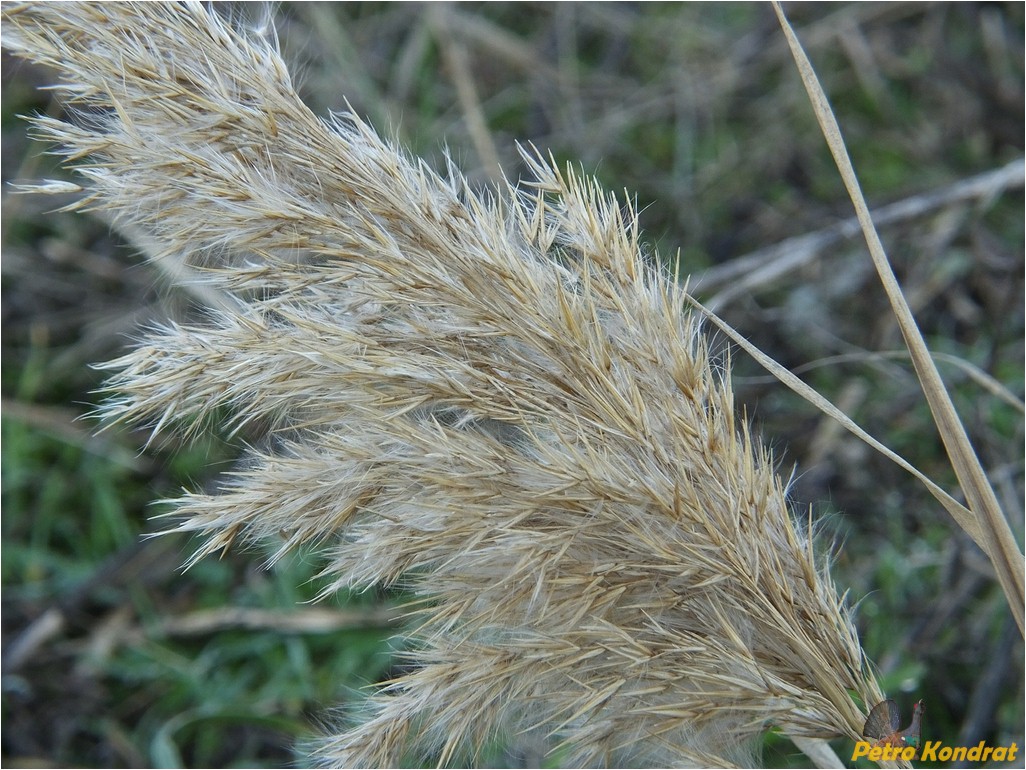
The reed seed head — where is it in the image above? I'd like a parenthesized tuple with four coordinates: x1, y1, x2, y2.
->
(2, 3, 888, 766)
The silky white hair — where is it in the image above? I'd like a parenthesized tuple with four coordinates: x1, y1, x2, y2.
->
(3, 3, 886, 766)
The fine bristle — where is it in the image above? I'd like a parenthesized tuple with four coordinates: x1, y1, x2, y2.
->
(2, 3, 888, 766)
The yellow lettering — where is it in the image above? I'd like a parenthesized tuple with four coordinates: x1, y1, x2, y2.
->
(851, 742, 871, 760)
(919, 740, 939, 762)
(867, 745, 883, 762)
(907, 743, 1022, 764)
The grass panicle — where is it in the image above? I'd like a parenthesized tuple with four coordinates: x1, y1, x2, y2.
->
(3, 3, 892, 767)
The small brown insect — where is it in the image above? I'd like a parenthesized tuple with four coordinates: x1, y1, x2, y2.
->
(863, 699, 924, 755)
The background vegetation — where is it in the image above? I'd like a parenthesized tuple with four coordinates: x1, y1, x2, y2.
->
(2, 3, 1022, 767)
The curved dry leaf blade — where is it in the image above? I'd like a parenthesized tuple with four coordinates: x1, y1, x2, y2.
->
(772, 0, 1024, 635)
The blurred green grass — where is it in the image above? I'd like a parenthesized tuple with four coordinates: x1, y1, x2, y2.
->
(2, 3, 1023, 767)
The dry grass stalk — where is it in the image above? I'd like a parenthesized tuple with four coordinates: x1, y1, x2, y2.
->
(3, 3, 890, 766)
(773, 2, 1025, 636)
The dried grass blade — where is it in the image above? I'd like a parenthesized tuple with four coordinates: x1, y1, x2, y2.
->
(772, 1, 1024, 633)
(685, 294, 984, 549)
(790, 735, 844, 769)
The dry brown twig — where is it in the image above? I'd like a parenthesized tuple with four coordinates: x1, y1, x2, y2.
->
(697, 158, 1026, 310)
(2, 2, 965, 766)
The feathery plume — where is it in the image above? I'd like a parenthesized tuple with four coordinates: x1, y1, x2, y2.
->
(2, 3, 888, 766)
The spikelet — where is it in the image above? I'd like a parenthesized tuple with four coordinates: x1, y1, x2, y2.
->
(2, 3, 888, 766)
